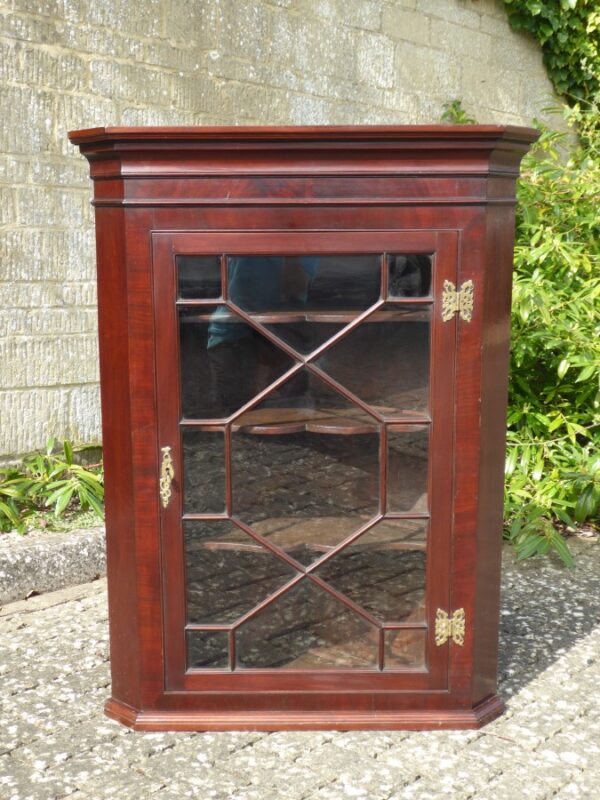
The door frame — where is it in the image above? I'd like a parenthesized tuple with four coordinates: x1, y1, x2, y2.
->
(151, 229, 458, 697)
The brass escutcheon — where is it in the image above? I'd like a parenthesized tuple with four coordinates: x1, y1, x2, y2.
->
(159, 446, 175, 509)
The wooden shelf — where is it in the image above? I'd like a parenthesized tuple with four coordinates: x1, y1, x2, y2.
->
(179, 309, 431, 324)
(191, 516, 428, 554)
(230, 406, 428, 435)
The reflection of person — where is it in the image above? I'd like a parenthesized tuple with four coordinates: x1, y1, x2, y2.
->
(208, 256, 318, 414)
(388, 255, 431, 297)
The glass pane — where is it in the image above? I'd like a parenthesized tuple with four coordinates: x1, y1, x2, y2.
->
(227, 255, 380, 312)
(177, 255, 221, 299)
(233, 368, 379, 435)
(186, 630, 229, 669)
(179, 305, 296, 418)
(387, 426, 429, 513)
(236, 579, 378, 669)
(232, 416, 380, 565)
(361, 517, 428, 548)
(315, 304, 431, 417)
(182, 428, 225, 514)
(185, 521, 297, 624)
(315, 521, 427, 622)
(388, 254, 432, 298)
(384, 629, 426, 669)
(265, 319, 346, 357)
(175, 251, 439, 675)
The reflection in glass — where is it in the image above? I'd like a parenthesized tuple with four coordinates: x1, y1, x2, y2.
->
(233, 369, 379, 435)
(315, 521, 427, 622)
(228, 254, 380, 313)
(387, 426, 429, 513)
(182, 429, 225, 514)
(179, 306, 296, 418)
(232, 428, 379, 565)
(363, 518, 428, 548)
(186, 630, 229, 669)
(384, 629, 426, 669)
(236, 578, 378, 668)
(185, 521, 297, 624)
(177, 256, 221, 299)
(265, 320, 346, 356)
(388, 254, 432, 298)
(177, 252, 436, 673)
(315, 305, 431, 416)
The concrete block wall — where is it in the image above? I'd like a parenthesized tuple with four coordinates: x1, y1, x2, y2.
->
(0, 0, 559, 459)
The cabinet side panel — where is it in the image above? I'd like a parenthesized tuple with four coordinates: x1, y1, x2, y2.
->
(472, 201, 518, 702)
(124, 208, 165, 708)
(95, 207, 141, 707)
(449, 211, 485, 706)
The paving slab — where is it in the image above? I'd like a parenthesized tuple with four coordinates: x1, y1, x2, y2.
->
(0, 538, 599, 800)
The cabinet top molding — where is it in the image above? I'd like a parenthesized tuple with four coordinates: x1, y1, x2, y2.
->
(70, 125, 539, 203)
(69, 124, 538, 148)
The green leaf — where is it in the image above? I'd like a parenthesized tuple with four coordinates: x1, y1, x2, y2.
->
(509, 517, 523, 538)
(86, 492, 105, 519)
(45, 479, 69, 491)
(63, 440, 74, 465)
(539, 538, 551, 554)
(557, 359, 570, 379)
(505, 448, 518, 476)
(527, 1, 542, 15)
(574, 486, 598, 522)
(74, 470, 104, 493)
(44, 483, 71, 506)
(54, 486, 75, 517)
(516, 534, 545, 560)
(576, 365, 596, 382)
(550, 534, 575, 567)
(77, 485, 90, 511)
(548, 414, 564, 432)
(532, 451, 545, 481)
(555, 508, 575, 527)
(0, 500, 20, 526)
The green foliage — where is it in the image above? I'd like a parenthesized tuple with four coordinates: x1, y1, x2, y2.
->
(0, 439, 104, 534)
(505, 104, 600, 564)
(440, 99, 478, 124)
(502, 0, 600, 104)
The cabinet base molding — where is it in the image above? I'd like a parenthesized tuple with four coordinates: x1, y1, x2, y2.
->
(105, 694, 505, 732)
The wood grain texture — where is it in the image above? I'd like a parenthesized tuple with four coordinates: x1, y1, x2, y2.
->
(93, 206, 141, 708)
(72, 125, 538, 730)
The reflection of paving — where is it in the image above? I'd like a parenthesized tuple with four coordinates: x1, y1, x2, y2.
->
(3, 540, 600, 798)
(185, 547, 426, 669)
(180, 307, 431, 671)
(183, 431, 226, 514)
(184, 430, 428, 670)
(236, 578, 379, 669)
(183, 429, 429, 519)
(232, 433, 381, 523)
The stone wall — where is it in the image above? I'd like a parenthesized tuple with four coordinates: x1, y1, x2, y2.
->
(0, 0, 558, 459)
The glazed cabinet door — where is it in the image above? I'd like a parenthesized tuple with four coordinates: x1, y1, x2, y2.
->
(153, 230, 458, 697)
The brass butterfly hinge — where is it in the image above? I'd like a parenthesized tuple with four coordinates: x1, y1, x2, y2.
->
(159, 446, 175, 509)
(441, 280, 474, 322)
(435, 608, 466, 646)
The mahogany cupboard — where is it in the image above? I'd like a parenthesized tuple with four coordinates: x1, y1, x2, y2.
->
(69, 125, 538, 730)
